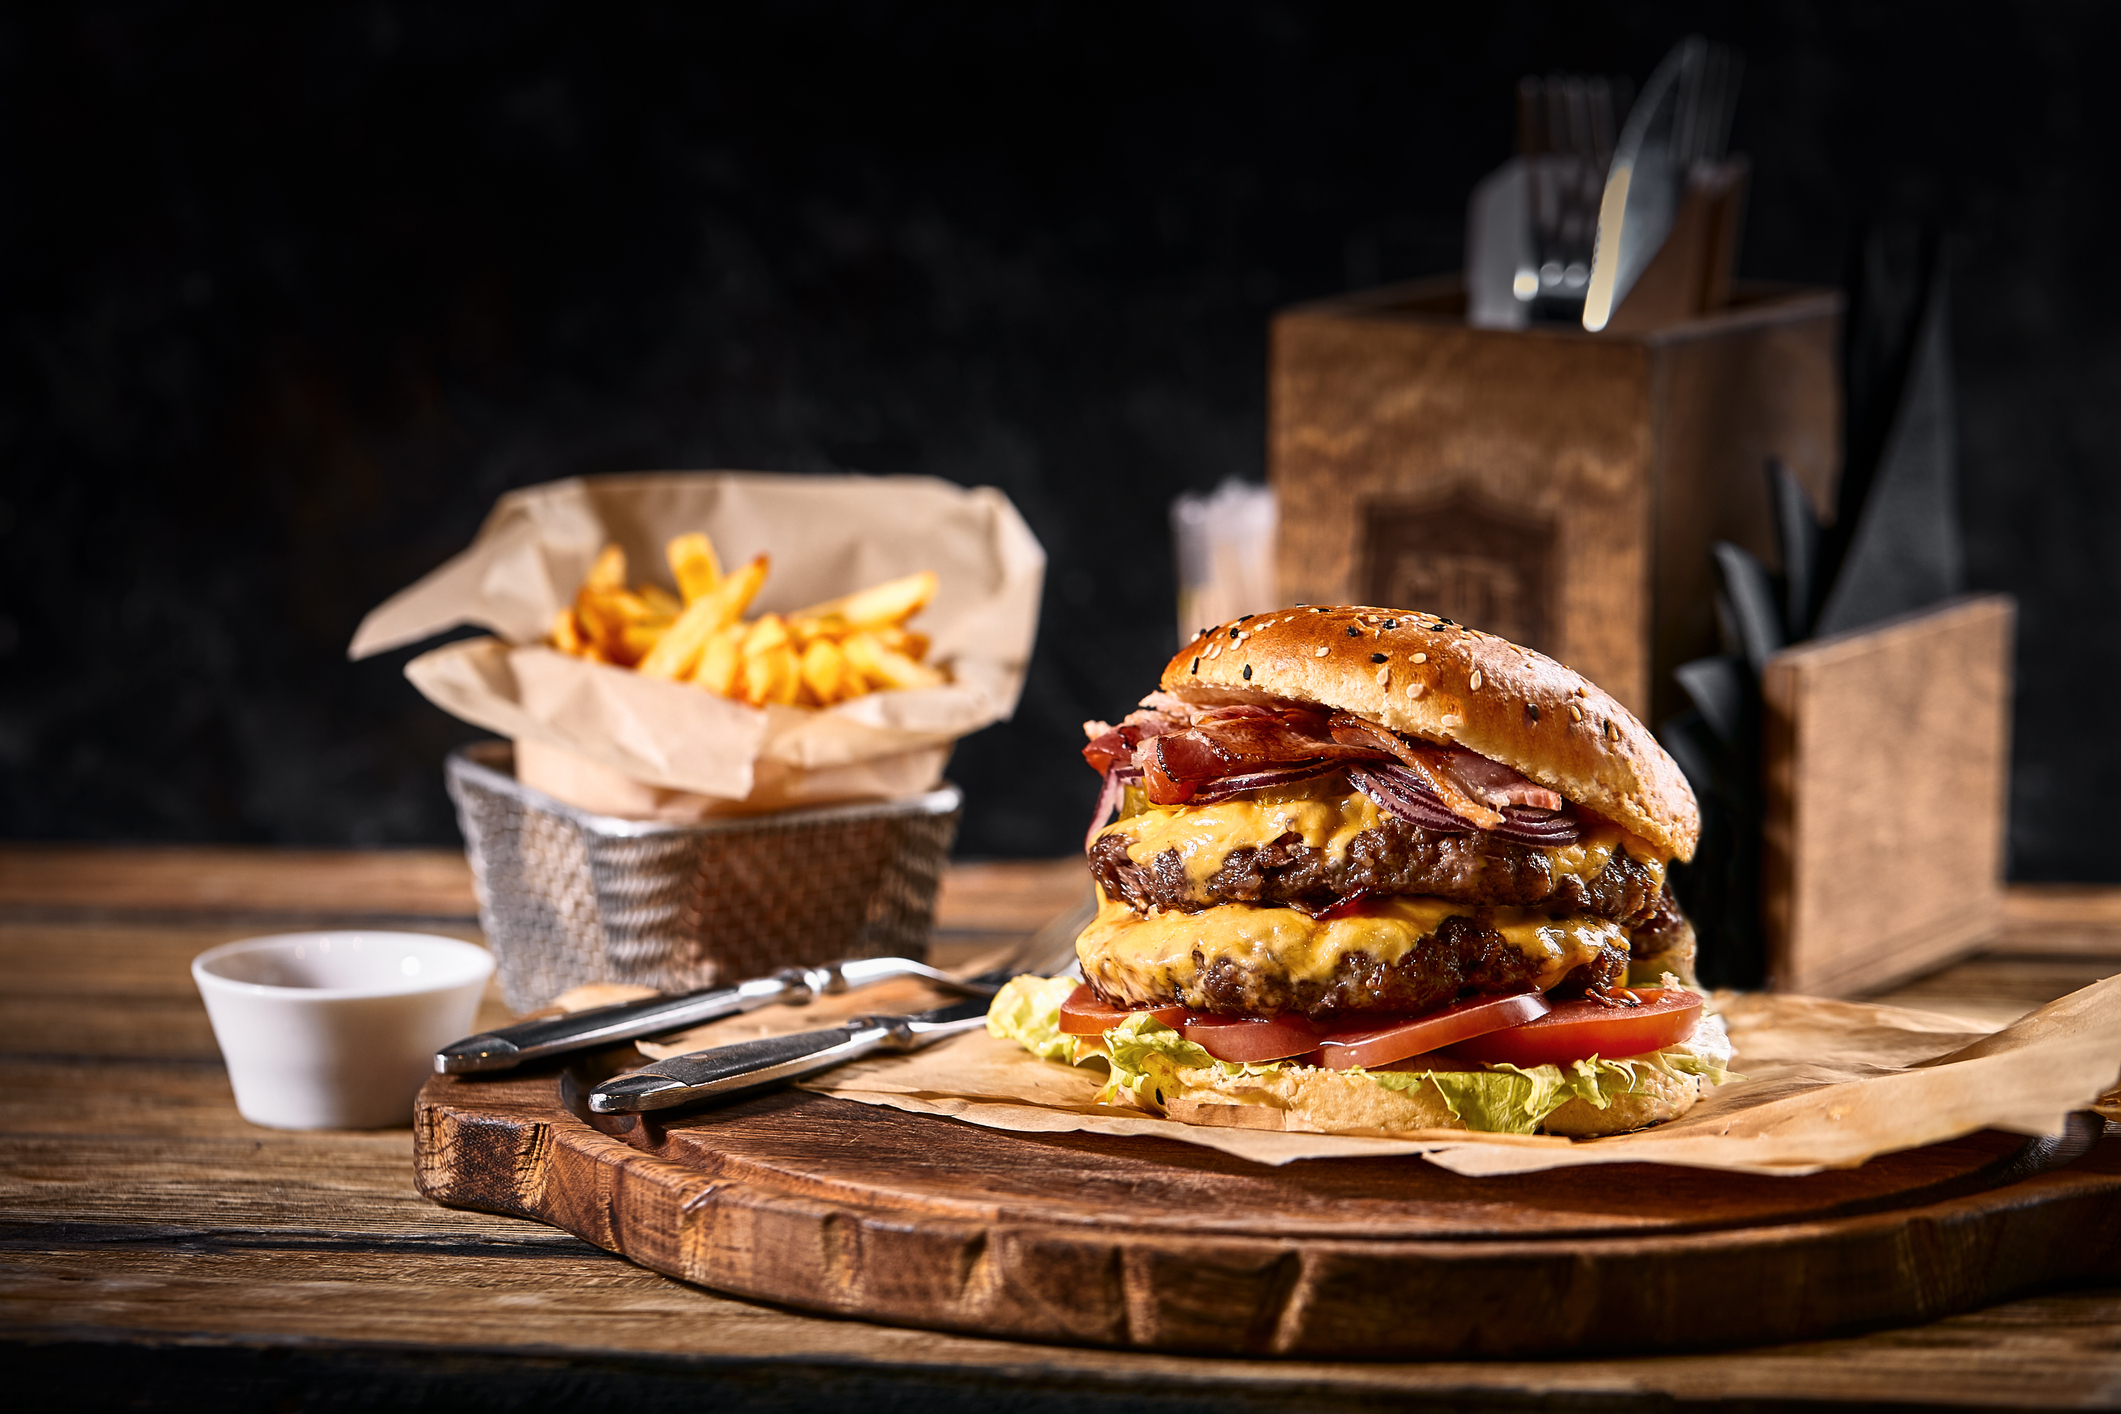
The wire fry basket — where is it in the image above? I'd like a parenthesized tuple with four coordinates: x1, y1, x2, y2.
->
(445, 742, 961, 1012)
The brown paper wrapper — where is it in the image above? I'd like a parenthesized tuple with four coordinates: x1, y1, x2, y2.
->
(348, 472, 1044, 811)
(614, 972, 2121, 1176)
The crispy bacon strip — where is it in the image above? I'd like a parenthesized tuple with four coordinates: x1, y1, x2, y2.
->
(1443, 745, 1564, 811)
(1090, 700, 1568, 823)
(1147, 714, 1393, 784)
(1326, 716, 1490, 828)
(1082, 705, 1189, 774)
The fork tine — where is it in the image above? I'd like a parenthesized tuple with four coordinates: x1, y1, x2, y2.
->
(1019, 884, 1097, 978)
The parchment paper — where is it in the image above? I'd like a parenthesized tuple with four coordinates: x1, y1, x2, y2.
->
(348, 472, 1044, 809)
(614, 973, 2121, 1177)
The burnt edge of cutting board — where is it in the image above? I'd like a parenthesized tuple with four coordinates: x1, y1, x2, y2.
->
(412, 1063, 2121, 1359)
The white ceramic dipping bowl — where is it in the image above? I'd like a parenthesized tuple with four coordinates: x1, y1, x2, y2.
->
(192, 932, 495, 1130)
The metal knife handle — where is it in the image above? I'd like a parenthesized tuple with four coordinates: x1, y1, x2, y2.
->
(586, 1002, 991, 1114)
(587, 1022, 885, 1112)
(437, 955, 997, 1075)
(435, 971, 812, 1074)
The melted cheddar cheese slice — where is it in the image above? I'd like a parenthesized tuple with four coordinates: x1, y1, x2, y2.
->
(1097, 776, 1660, 892)
(1076, 890, 1628, 1004)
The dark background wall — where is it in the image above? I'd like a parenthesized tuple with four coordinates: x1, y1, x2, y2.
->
(2, 2, 2116, 876)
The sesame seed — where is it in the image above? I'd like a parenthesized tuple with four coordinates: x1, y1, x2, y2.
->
(1382, 618, 1397, 629)
(1569, 704, 1581, 721)
(1370, 652, 1387, 663)
(1442, 713, 1462, 727)
(1375, 667, 1390, 685)
(1228, 627, 1240, 639)
(1189, 657, 1200, 673)
(1242, 664, 1253, 680)
(1345, 625, 1361, 637)
(1239, 614, 1255, 622)
(1313, 646, 1330, 657)
(1526, 704, 1540, 723)
(1406, 681, 1425, 699)
(1209, 646, 1222, 660)
(1469, 670, 1483, 690)
(1412, 652, 1427, 664)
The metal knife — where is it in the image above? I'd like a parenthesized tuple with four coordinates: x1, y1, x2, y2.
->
(585, 993, 994, 1114)
(434, 956, 988, 1075)
(1581, 38, 1696, 332)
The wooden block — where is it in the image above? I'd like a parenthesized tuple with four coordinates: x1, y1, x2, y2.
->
(1761, 595, 2015, 996)
(1271, 277, 1839, 724)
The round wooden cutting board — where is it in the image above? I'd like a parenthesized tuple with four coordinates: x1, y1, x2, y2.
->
(413, 1063, 2121, 1358)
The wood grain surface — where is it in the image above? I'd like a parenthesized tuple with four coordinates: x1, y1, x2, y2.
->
(415, 1064, 2121, 1359)
(1763, 596, 2016, 997)
(7, 843, 2121, 1410)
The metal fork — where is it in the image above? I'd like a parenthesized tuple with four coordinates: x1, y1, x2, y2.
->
(437, 887, 1093, 1074)
(583, 889, 1094, 1114)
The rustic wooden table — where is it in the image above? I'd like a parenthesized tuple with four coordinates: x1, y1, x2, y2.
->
(4, 844, 2119, 1411)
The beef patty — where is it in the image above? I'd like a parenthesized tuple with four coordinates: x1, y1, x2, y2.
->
(1089, 819, 1664, 924)
(1083, 909, 1630, 1020)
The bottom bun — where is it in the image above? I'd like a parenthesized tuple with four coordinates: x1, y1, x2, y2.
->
(1155, 1018, 1731, 1140)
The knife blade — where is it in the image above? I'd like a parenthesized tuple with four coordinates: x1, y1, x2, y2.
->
(1581, 37, 1698, 331)
(585, 994, 994, 1114)
(434, 955, 986, 1074)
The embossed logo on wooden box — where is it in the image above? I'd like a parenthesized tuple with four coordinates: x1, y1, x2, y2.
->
(1360, 491, 1557, 656)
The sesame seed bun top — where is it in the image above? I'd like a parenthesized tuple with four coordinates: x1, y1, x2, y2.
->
(1162, 605, 1700, 862)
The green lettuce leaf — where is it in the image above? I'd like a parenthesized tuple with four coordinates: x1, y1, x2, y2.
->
(987, 976, 1732, 1134)
(1097, 1011, 1289, 1107)
(984, 975, 1092, 1064)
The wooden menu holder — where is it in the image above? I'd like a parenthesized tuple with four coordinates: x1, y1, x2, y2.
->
(1761, 595, 2016, 997)
(1270, 275, 1840, 727)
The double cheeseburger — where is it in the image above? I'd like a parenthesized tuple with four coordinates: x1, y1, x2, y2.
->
(988, 605, 1732, 1138)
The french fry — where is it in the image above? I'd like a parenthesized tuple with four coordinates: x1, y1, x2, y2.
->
(792, 570, 937, 630)
(666, 532, 721, 604)
(637, 583, 682, 620)
(551, 535, 948, 708)
(636, 555, 770, 679)
(739, 612, 790, 657)
(576, 588, 663, 666)
(741, 639, 801, 707)
(550, 608, 591, 658)
(620, 622, 667, 662)
(873, 625, 930, 660)
(583, 544, 627, 592)
(842, 630, 948, 691)
(693, 625, 743, 695)
(799, 637, 850, 705)
(786, 613, 847, 647)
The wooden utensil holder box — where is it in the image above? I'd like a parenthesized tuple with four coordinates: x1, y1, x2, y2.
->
(1762, 595, 2015, 996)
(1270, 275, 1841, 726)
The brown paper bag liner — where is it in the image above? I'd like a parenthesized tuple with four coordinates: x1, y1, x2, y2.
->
(350, 472, 1044, 811)
(570, 973, 2121, 1177)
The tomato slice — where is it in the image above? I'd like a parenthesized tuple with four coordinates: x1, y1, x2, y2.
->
(1315, 991, 1551, 1071)
(1445, 988, 1703, 1068)
(1179, 1010, 1322, 1063)
(1058, 984, 1187, 1036)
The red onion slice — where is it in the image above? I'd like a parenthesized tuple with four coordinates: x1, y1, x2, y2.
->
(1090, 753, 1583, 851)
(1493, 805, 1584, 845)
(1083, 765, 1144, 850)
(1348, 765, 1479, 832)
(1184, 761, 1346, 805)
(1350, 764, 1584, 845)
